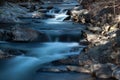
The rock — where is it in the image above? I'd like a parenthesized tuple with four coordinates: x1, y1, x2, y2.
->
(73, 6, 82, 10)
(66, 65, 91, 73)
(52, 56, 79, 65)
(115, 15, 120, 22)
(37, 66, 67, 72)
(92, 64, 113, 78)
(112, 67, 120, 80)
(38, 68, 61, 72)
(85, 31, 99, 42)
(71, 9, 89, 17)
(0, 49, 25, 59)
(79, 39, 90, 45)
(90, 64, 102, 72)
(87, 26, 102, 33)
(0, 27, 49, 42)
(0, 2, 28, 23)
(71, 9, 91, 23)
(32, 11, 46, 18)
(0, 29, 13, 41)
(10, 27, 49, 42)
(32, 11, 55, 19)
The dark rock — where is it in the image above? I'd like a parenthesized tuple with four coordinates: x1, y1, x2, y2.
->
(52, 55, 79, 65)
(0, 48, 26, 59)
(37, 66, 67, 72)
(37, 68, 61, 72)
(47, 6, 54, 10)
(0, 27, 49, 42)
(10, 27, 49, 42)
(79, 39, 90, 45)
(93, 64, 113, 78)
(63, 15, 71, 21)
(66, 65, 91, 73)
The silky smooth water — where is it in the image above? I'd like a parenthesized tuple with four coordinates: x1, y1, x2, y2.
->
(0, 42, 84, 80)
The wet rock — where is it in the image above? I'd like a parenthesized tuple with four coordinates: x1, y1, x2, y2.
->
(66, 65, 91, 73)
(10, 27, 49, 42)
(37, 66, 67, 72)
(32, 11, 46, 18)
(32, 11, 55, 19)
(52, 56, 79, 65)
(0, 27, 49, 42)
(38, 68, 61, 72)
(0, 49, 25, 59)
(79, 39, 90, 45)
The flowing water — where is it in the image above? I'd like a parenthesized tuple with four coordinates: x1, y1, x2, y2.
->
(0, 42, 84, 80)
(0, 1, 86, 80)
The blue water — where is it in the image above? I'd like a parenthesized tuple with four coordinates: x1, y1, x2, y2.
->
(0, 1, 86, 80)
(0, 42, 84, 80)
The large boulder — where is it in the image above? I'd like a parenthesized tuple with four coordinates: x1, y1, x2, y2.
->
(0, 27, 49, 42)
(10, 27, 49, 42)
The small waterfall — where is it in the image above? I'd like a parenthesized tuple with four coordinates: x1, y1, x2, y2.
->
(54, 14, 68, 21)
(46, 8, 69, 21)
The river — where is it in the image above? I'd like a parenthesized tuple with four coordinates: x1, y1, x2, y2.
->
(0, 1, 87, 80)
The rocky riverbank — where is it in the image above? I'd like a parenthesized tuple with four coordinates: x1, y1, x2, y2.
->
(41, 0, 120, 80)
(37, 0, 120, 80)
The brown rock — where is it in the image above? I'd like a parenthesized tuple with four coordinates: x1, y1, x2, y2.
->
(66, 65, 91, 73)
(93, 64, 112, 78)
